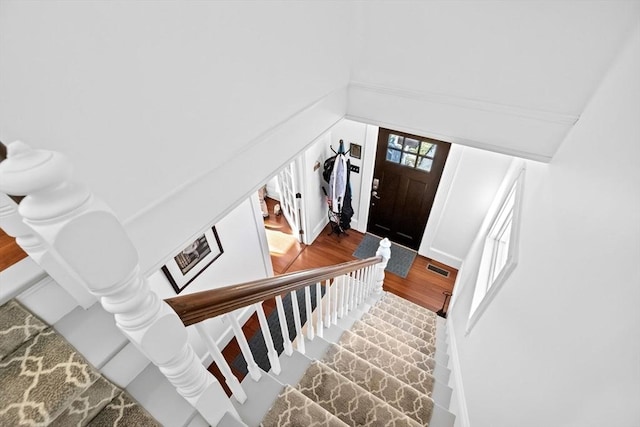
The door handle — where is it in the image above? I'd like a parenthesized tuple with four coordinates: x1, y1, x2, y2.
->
(371, 190, 381, 200)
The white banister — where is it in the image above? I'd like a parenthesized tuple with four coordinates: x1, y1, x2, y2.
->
(195, 323, 246, 403)
(290, 290, 305, 354)
(315, 282, 323, 338)
(226, 312, 262, 382)
(304, 286, 314, 340)
(0, 141, 237, 426)
(275, 295, 293, 356)
(347, 272, 355, 314)
(254, 302, 281, 375)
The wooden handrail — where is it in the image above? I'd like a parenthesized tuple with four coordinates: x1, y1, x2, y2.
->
(0, 141, 25, 204)
(165, 255, 383, 326)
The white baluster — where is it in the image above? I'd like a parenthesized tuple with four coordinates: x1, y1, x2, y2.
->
(356, 269, 363, 306)
(331, 278, 338, 325)
(195, 323, 246, 403)
(338, 276, 346, 319)
(254, 302, 281, 375)
(355, 269, 362, 306)
(275, 295, 293, 356)
(0, 142, 236, 426)
(324, 279, 332, 328)
(290, 290, 305, 354)
(304, 286, 314, 340)
(346, 271, 358, 310)
(375, 238, 392, 293)
(315, 282, 323, 338)
(226, 312, 261, 382)
(359, 268, 366, 304)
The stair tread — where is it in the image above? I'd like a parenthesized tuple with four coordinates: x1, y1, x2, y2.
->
(297, 360, 422, 427)
(321, 343, 434, 425)
(361, 311, 436, 356)
(0, 327, 101, 426)
(337, 329, 435, 396)
(382, 292, 440, 321)
(87, 391, 160, 427)
(0, 299, 47, 361)
(368, 305, 437, 344)
(349, 320, 436, 374)
(49, 375, 121, 427)
(261, 385, 348, 427)
(375, 299, 438, 334)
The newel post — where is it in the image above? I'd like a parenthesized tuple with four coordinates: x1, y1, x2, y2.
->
(0, 193, 96, 307)
(374, 238, 391, 293)
(0, 142, 236, 425)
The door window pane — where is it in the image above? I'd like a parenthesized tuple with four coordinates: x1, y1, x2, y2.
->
(419, 142, 435, 156)
(388, 134, 404, 150)
(404, 138, 420, 153)
(416, 157, 433, 172)
(386, 148, 401, 163)
(401, 153, 417, 167)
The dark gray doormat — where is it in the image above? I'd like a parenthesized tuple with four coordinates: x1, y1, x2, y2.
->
(352, 233, 417, 278)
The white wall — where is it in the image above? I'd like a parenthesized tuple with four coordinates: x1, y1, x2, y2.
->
(329, 120, 370, 232)
(0, 1, 354, 274)
(420, 145, 513, 268)
(148, 197, 271, 357)
(448, 22, 640, 427)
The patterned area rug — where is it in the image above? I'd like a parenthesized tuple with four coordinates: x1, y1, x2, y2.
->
(352, 234, 417, 278)
(0, 300, 160, 427)
(261, 291, 441, 426)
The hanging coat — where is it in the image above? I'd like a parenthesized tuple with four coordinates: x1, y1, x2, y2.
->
(329, 153, 348, 214)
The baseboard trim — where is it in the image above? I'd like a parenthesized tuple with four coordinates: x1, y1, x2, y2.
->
(426, 248, 462, 270)
(447, 318, 471, 427)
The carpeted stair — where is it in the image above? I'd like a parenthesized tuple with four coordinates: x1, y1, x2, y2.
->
(0, 299, 160, 427)
(252, 291, 453, 427)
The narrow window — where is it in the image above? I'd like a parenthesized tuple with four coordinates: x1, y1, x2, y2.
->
(467, 166, 525, 333)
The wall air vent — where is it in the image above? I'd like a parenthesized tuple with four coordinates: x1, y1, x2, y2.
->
(427, 263, 450, 277)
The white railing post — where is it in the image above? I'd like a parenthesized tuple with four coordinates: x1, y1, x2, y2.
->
(275, 295, 294, 356)
(304, 286, 314, 340)
(324, 279, 332, 327)
(226, 312, 262, 381)
(315, 282, 323, 338)
(254, 302, 281, 375)
(195, 323, 247, 403)
(0, 193, 96, 308)
(290, 290, 305, 354)
(375, 238, 392, 293)
(0, 142, 236, 426)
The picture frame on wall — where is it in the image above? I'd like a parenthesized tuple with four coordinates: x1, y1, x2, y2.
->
(162, 226, 224, 294)
(349, 143, 362, 159)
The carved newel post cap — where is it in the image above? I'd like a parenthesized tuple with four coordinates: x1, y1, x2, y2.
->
(0, 141, 72, 196)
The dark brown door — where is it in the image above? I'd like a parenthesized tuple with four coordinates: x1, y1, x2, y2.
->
(367, 128, 451, 250)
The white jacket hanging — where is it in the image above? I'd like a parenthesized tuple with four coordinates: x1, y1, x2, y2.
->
(329, 153, 348, 213)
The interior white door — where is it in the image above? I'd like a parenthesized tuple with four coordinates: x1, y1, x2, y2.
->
(277, 160, 305, 243)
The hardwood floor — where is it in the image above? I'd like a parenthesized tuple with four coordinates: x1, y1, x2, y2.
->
(0, 228, 26, 272)
(211, 204, 458, 389)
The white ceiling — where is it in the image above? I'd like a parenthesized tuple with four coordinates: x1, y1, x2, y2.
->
(349, 1, 640, 160)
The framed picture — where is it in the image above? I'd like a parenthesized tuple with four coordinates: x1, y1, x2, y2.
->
(162, 227, 224, 294)
(349, 143, 362, 159)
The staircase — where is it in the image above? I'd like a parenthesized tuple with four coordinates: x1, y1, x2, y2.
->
(0, 299, 159, 426)
(1, 142, 457, 426)
(222, 291, 454, 427)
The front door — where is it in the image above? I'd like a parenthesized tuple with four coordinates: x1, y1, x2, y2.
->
(367, 128, 451, 250)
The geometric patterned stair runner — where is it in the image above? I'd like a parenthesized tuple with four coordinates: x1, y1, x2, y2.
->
(0, 300, 160, 427)
(261, 291, 444, 426)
